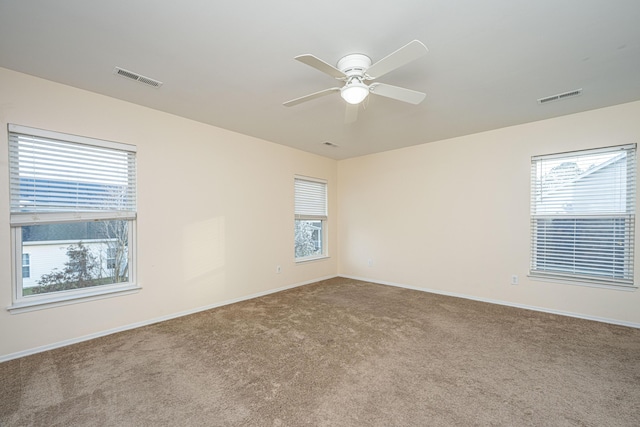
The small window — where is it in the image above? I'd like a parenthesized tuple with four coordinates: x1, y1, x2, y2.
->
(530, 144, 636, 288)
(22, 253, 30, 279)
(107, 247, 117, 270)
(8, 124, 138, 309)
(294, 176, 327, 261)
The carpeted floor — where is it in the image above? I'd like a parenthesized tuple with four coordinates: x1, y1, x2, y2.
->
(1, 277, 640, 426)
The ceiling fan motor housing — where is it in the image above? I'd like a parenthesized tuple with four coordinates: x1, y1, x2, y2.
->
(337, 54, 372, 78)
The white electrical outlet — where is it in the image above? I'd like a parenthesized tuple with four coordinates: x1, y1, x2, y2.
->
(367, 259, 373, 267)
(276, 265, 281, 274)
(511, 275, 518, 285)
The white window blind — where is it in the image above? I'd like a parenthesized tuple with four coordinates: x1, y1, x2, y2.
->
(530, 144, 636, 287)
(9, 124, 137, 224)
(295, 177, 327, 219)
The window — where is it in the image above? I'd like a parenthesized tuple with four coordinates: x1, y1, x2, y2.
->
(107, 247, 117, 270)
(294, 176, 327, 261)
(530, 144, 636, 288)
(8, 124, 138, 310)
(22, 253, 30, 279)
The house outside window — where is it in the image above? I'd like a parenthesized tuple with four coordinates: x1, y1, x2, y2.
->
(8, 124, 138, 310)
(294, 176, 327, 261)
(530, 144, 636, 288)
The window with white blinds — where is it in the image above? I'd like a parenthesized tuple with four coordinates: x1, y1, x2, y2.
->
(9, 124, 136, 225)
(294, 176, 327, 260)
(530, 144, 636, 288)
(7, 124, 139, 311)
(295, 177, 327, 220)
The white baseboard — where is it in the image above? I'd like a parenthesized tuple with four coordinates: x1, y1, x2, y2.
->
(341, 275, 640, 329)
(0, 275, 337, 363)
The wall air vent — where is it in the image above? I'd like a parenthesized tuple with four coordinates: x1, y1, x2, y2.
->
(113, 67, 163, 88)
(537, 88, 582, 104)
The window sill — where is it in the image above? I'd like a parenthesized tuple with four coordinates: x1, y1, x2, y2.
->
(295, 255, 330, 264)
(528, 274, 637, 292)
(7, 284, 142, 314)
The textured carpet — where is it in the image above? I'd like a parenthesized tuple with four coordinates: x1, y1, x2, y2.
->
(1, 277, 640, 426)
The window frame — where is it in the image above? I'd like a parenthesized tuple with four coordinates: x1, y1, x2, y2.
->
(7, 124, 140, 313)
(294, 175, 328, 262)
(529, 144, 636, 289)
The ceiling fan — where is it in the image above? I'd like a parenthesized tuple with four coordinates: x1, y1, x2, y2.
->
(283, 40, 429, 121)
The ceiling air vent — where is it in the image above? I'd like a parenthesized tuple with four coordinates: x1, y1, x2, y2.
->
(537, 88, 582, 104)
(113, 67, 163, 88)
(322, 141, 339, 148)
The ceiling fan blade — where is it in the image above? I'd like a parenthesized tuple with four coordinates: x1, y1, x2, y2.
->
(295, 54, 346, 79)
(283, 87, 341, 107)
(369, 83, 426, 105)
(365, 40, 428, 80)
(344, 103, 359, 124)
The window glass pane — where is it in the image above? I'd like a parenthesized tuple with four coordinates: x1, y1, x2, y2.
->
(21, 220, 129, 296)
(532, 149, 632, 215)
(295, 220, 323, 258)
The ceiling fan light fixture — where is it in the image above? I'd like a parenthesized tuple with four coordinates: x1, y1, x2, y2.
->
(341, 80, 369, 104)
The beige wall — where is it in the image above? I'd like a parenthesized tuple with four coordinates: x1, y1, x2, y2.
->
(338, 100, 640, 325)
(0, 68, 337, 359)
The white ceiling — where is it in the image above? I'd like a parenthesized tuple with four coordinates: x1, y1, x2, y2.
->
(1, 1, 639, 160)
